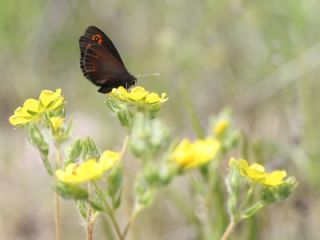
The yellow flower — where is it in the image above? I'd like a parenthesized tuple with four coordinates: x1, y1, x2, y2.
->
(213, 119, 229, 136)
(172, 138, 221, 169)
(109, 86, 168, 105)
(49, 117, 64, 131)
(229, 158, 287, 187)
(39, 88, 64, 112)
(9, 89, 64, 127)
(9, 98, 41, 126)
(56, 150, 121, 185)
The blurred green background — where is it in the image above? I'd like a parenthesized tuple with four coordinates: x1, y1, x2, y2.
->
(1, 0, 320, 239)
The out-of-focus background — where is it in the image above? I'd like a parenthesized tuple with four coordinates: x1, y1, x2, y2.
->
(1, 0, 320, 239)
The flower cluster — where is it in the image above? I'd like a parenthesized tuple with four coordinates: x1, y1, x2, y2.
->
(172, 138, 221, 170)
(9, 89, 64, 127)
(56, 150, 120, 185)
(106, 86, 169, 127)
(229, 158, 287, 187)
(110, 86, 168, 105)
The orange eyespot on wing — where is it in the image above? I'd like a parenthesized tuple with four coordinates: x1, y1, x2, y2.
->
(91, 34, 103, 45)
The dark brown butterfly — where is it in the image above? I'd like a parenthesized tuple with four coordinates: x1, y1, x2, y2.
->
(79, 26, 136, 93)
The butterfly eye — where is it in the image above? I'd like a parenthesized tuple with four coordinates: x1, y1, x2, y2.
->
(92, 34, 103, 44)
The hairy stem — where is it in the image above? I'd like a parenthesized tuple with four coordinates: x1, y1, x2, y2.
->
(54, 192, 61, 240)
(93, 182, 122, 240)
(54, 143, 62, 240)
(87, 183, 94, 240)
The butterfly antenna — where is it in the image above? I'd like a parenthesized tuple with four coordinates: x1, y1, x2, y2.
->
(135, 73, 161, 78)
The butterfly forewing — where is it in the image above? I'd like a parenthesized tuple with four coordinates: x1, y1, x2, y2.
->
(80, 37, 124, 83)
(83, 26, 125, 66)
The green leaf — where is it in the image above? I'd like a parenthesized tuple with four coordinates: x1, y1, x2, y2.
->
(76, 200, 88, 219)
(64, 139, 82, 165)
(88, 200, 104, 212)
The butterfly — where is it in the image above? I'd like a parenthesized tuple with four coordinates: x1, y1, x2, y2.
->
(79, 25, 136, 93)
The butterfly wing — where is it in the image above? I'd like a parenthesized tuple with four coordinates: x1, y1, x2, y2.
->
(83, 25, 125, 66)
(79, 26, 136, 93)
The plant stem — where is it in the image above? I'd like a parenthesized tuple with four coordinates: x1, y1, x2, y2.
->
(120, 135, 129, 159)
(109, 211, 123, 240)
(87, 224, 94, 240)
(54, 192, 61, 240)
(93, 182, 123, 240)
(180, 83, 205, 138)
(122, 211, 137, 240)
(220, 220, 235, 240)
(87, 183, 94, 240)
(54, 143, 62, 240)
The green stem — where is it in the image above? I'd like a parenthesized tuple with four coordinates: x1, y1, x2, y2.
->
(180, 83, 205, 138)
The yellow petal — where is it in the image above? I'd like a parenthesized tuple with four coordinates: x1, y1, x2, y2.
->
(9, 115, 32, 126)
(236, 159, 249, 176)
(145, 93, 161, 104)
(191, 138, 221, 166)
(50, 96, 64, 110)
(99, 150, 120, 171)
(131, 86, 146, 93)
(172, 139, 193, 168)
(263, 170, 287, 187)
(39, 88, 63, 108)
(9, 107, 34, 126)
(246, 163, 267, 181)
(128, 87, 148, 101)
(55, 160, 104, 185)
(23, 98, 40, 113)
(172, 138, 220, 170)
(113, 86, 129, 101)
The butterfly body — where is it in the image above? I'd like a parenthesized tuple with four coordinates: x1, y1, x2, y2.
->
(79, 26, 136, 93)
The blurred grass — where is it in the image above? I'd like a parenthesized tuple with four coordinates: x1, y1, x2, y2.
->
(1, 0, 320, 239)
